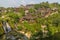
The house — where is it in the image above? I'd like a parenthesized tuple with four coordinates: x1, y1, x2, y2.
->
(20, 13, 35, 23)
(13, 8, 20, 13)
(23, 13, 34, 21)
(38, 7, 52, 17)
(0, 7, 7, 13)
(26, 4, 34, 9)
(44, 8, 52, 17)
(6, 8, 14, 13)
(24, 8, 29, 15)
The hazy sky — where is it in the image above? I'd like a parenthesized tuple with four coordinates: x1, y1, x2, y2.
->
(0, 0, 60, 7)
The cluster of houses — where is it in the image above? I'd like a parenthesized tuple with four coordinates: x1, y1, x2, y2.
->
(0, 4, 59, 39)
(19, 5, 58, 23)
(0, 4, 58, 23)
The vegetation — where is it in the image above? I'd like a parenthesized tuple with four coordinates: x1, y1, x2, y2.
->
(0, 2, 60, 40)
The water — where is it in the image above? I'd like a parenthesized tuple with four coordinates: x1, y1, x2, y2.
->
(6, 22, 11, 32)
(1, 21, 28, 40)
(2, 21, 11, 33)
(0, 31, 28, 40)
(2, 21, 15, 40)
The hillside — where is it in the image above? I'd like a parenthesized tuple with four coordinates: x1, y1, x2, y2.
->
(0, 2, 60, 40)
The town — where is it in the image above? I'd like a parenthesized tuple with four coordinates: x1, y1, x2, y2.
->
(0, 2, 60, 40)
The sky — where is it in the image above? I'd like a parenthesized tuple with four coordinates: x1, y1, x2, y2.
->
(0, 0, 60, 7)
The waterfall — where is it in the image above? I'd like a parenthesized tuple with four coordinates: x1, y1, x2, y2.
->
(2, 21, 16, 40)
(2, 21, 28, 40)
(2, 21, 11, 33)
(6, 22, 11, 32)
